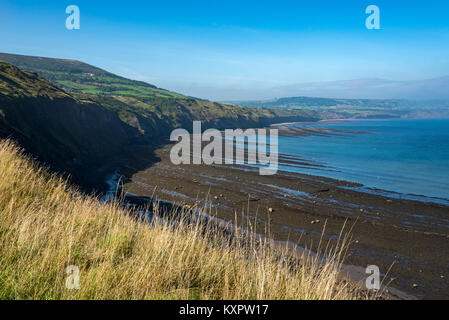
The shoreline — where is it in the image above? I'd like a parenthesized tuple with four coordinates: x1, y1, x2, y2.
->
(102, 169, 417, 300)
(271, 116, 449, 128)
(106, 142, 449, 299)
(270, 119, 449, 202)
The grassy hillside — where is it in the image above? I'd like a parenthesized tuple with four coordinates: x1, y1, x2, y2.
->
(0, 52, 186, 98)
(0, 60, 70, 99)
(0, 139, 364, 299)
(0, 53, 317, 133)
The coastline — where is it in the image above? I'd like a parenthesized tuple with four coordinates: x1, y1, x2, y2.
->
(270, 116, 449, 128)
(102, 141, 449, 299)
(102, 166, 417, 301)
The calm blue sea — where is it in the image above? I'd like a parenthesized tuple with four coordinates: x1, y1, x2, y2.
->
(277, 119, 449, 201)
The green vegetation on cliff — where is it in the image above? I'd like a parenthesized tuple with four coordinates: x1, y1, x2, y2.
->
(0, 53, 316, 135)
(0, 52, 185, 98)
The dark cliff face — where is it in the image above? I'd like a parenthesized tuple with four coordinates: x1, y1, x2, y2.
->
(0, 96, 143, 162)
(0, 62, 145, 188)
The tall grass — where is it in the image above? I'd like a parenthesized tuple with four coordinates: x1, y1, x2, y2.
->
(0, 140, 365, 300)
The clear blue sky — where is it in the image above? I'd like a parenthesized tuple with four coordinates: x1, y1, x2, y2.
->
(1, 0, 449, 100)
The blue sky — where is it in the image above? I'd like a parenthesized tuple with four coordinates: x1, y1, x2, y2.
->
(1, 0, 449, 100)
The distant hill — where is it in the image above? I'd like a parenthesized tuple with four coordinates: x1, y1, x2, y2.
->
(232, 96, 407, 109)
(232, 96, 449, 120)
(0, 52, 186, 98)
(267, 77, 449, 101)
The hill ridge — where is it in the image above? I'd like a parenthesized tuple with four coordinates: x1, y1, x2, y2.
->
(0, 52, 184, 98)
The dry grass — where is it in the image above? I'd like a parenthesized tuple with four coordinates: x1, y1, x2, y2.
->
(0, 139, 365, 300)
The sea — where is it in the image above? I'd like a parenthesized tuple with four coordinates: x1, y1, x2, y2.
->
(276, 118, 449, 203)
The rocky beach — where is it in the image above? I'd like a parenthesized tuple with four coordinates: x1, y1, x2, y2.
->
(110, 135, 449, 299)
